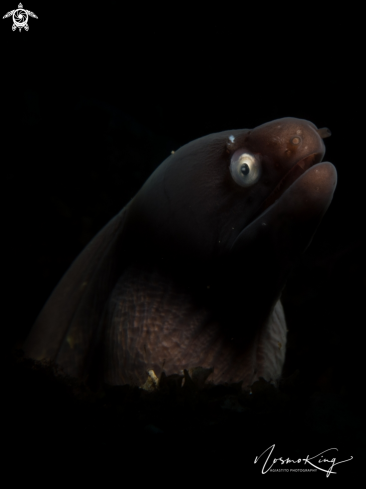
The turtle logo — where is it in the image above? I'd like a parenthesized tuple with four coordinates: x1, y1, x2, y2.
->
(3, 3, 38, 31)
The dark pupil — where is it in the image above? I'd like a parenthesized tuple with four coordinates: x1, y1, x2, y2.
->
(240, 163, 249, 176)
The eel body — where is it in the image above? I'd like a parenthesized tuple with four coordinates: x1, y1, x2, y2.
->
(23, 117, 337, 389)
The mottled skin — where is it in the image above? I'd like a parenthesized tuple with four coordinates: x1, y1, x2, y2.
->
(23, 118, 337, 390)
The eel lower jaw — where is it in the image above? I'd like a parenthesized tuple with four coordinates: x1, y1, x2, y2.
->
(231, 159, 337, 264)
(256, 152, 323, 216)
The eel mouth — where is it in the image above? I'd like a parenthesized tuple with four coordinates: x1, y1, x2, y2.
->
(257, 152, 323, 215)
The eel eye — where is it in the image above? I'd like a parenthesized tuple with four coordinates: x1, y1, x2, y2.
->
(229, 150, 261, 187)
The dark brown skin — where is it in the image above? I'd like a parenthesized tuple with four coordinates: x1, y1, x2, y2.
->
(23, 118, 337, 390)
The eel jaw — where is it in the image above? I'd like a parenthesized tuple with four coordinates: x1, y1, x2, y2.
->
(258, 152, 323, 215)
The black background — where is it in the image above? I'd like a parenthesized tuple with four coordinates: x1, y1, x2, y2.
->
(2, 1, 365, 481)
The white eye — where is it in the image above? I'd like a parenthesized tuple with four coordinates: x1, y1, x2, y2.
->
(229, 150, 261, 187)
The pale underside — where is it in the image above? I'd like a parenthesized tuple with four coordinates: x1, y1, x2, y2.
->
(102, 265, 287, 389)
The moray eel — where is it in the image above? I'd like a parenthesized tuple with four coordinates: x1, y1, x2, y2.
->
(23, 117, 336, 390)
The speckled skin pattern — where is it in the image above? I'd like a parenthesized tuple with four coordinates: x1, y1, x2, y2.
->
(23, 118, 336, 390)
(103, 265, 286, 386)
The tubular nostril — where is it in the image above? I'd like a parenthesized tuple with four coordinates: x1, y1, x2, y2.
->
(317, 127, 331, 139)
